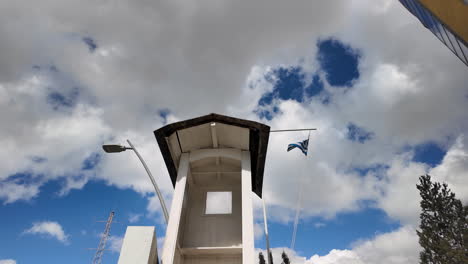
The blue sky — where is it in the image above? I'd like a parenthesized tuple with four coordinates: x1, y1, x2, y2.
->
(0, 1, 467, 264)
(0, 37, 453, 263)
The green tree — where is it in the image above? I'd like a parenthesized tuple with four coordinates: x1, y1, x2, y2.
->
(259, 251, 274, 264)
(281, 251, 290, 264)
(259, 252, 266, 264)
(416, 174, 468, 264)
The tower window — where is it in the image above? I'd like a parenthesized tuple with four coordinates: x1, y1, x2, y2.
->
(205, 191, 232, 214)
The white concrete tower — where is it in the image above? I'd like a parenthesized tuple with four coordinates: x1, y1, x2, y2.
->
(155, 114, 270, 264)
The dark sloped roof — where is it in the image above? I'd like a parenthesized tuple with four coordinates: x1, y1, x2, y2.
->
(154, 113, 270, 197)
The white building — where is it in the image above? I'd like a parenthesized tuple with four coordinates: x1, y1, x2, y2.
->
(118, 113, 270, 264)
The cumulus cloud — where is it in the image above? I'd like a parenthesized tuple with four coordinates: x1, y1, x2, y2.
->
(0, 0, 467, 248)
(0, 0, 349, 205)
(429, 135, 468, 202)
(249, 0, 468, 225)
(375, 155, 427, 224)
(23, 221, 69, 244)
(351, 225, 420, 263)
(146, 193, 172, 224)
(157, 236, 166, 255)
(108, 235, 124, 253)
(0, 260, 16, 264)
(254, 221, 265, 241)
(314, 222, 326, 228)
(0, 181, 39, 204)
(128, 213, 143, 224)
(258, 225, 419, 264)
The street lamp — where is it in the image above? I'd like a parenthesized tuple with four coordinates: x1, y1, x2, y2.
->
(102, 139, 169, 224)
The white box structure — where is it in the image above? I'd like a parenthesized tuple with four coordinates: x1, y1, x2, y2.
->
(117, 114, 270, 264)
(118, 226, 158, 264)
(154, 114, 270, 264)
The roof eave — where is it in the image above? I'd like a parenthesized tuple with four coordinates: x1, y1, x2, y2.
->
(154, 113, 270, 197)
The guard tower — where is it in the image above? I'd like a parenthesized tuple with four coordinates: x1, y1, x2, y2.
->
(155, 113, 270, 264)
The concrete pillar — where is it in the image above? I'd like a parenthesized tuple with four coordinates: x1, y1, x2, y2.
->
(162, 153, 189, 264)
(241, 151, 254, 264)
(118, 226, 158, 264)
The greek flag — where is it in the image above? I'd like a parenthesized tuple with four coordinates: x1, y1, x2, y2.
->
(287, 139, 309, 156)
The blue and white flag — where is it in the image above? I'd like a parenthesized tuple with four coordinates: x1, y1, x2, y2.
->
(287, 139, 309, 156)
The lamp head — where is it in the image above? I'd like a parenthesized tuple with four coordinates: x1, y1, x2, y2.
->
(102, 144, 128, 153)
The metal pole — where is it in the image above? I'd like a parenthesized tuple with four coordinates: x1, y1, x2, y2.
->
(126, 139, 169, 224)
(262, 197, 272, 264)
(290, 130, 311, 250)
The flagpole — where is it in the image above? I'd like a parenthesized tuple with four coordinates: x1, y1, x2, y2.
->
(262, 196, 272, 264)
(269, 127, 317, 250)
(290, 130, 311, 250)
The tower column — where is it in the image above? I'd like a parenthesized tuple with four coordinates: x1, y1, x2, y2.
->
(241, 151, 254, 264)
(162, 153, 189, 264)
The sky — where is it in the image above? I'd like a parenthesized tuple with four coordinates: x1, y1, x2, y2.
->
(0, 0, 467, 263)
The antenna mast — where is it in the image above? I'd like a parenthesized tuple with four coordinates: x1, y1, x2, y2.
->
(92, 211, 115, 264)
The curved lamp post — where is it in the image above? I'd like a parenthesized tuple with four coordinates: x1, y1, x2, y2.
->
(102, 139, 169, 224)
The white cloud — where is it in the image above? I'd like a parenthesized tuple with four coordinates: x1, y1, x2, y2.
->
(259, 225, 419, 264)
(375, 155, 427, 224)
(254, 221, 265, 241)
(375, 135, 468, 225)
(310, 250, 363, 264)
(108, 235, 124, 253)
(146, 193, 172, 225)
(352, 225, 420, 264)
(23, 221, 69, 244)
(0, 260, 16, 264)
(157, 236, 165, 255)
(0, 0, 466, 247)
(128, 213, 143, 224)
(314, 222, 326, 228)
(1, 2, 467, 264)
(429, 135, 468, 202)
(249, 0, 468, 225)
(0, 181, 39, 204)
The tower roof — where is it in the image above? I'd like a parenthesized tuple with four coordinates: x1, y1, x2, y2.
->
(154, 113, 270, 197)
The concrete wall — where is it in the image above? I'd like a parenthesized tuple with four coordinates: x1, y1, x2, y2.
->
(181, 180, 242, 248)
(183, 255, 241, 264)
(118, 226, 158, 264)
(163, 149, 254, 264)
